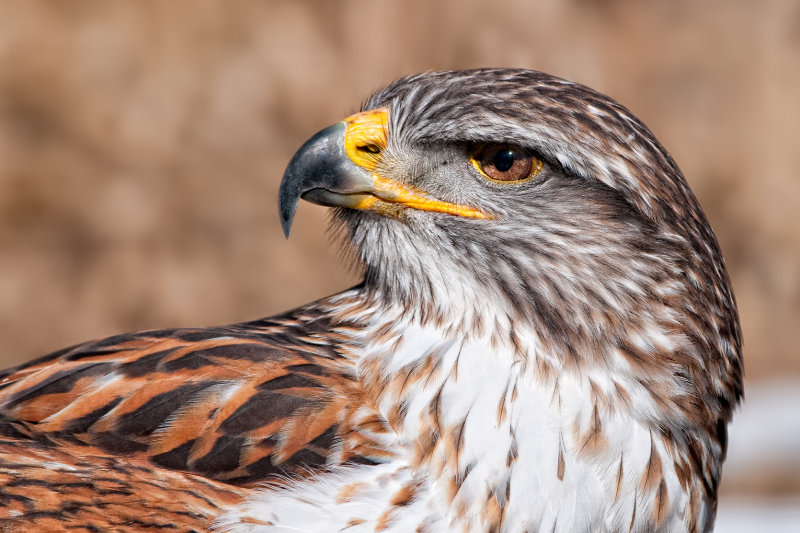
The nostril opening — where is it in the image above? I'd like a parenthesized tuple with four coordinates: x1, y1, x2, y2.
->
(357, 144, 381, 154)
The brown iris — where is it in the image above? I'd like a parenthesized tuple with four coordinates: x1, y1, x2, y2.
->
(471, 144, 543, 183)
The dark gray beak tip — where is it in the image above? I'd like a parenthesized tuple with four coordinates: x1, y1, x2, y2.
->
(278, 186, 299, 239)
(280, 210, 294, 239)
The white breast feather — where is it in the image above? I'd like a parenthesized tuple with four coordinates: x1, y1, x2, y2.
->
(216, 313, 700, 532)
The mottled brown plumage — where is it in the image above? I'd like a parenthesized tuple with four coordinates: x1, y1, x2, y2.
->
(0, 440, 245, 531)
(0, 300, 392, 484)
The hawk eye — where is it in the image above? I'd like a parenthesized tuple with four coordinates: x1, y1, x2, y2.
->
(471, 144, 543, 183)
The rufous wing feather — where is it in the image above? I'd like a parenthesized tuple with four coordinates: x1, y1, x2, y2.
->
(0, 304, 393, 488)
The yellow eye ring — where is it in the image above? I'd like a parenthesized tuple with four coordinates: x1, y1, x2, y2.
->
(471, 144, 543, 183)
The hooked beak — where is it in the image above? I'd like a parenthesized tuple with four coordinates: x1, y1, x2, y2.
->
(278, 109, 489, 238)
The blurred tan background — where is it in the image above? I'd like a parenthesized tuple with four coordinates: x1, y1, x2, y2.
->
(0, 0, 798, 522)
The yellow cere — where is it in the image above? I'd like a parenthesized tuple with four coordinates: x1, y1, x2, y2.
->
(344, 108, 389, 171)
(342, 109, 491, 221)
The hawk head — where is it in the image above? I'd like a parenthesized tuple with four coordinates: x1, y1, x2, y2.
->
(280, 69, 742, 498)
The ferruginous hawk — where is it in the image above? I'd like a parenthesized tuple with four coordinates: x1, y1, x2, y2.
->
(0, 69, 742, 532)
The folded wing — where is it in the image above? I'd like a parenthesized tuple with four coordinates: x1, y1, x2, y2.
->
(0, 303, 392, 487)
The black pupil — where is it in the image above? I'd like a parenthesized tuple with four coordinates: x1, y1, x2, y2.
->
(493, 149, 516, 172)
